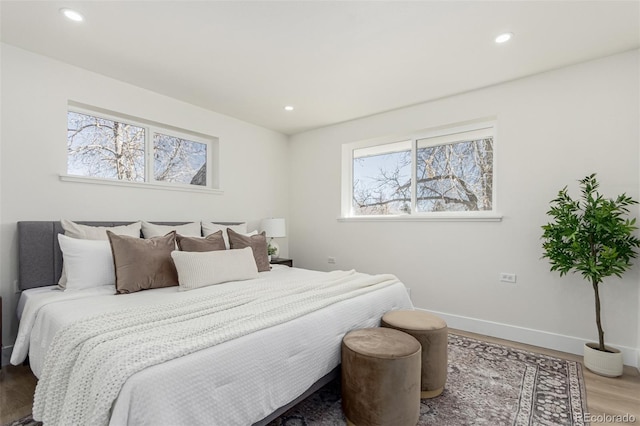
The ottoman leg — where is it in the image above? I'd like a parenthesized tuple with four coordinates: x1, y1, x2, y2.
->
(421, 387, 444, 398)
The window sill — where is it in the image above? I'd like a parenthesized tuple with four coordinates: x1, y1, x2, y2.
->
(59, 174, 224, 195)
(338, 213, 503, 222)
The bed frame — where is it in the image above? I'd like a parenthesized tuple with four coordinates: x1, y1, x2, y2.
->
(16, 221, 338, 425)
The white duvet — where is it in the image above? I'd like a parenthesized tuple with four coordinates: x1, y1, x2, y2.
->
(12, 266, 413, 426)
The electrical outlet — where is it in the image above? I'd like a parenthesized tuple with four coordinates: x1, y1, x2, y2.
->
(500, 273, 517, 283)
(327, 256, 336, 264)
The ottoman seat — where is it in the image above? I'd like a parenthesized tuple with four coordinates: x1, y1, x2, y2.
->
(382, 310, 448, 398)
(341, 327, 421, 426)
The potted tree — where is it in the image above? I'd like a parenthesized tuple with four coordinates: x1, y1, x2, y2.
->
(541, 174, 640, 377)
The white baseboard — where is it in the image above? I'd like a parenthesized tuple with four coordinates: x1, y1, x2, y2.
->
(1, 345, 13, 367)
(417, 308, 639, 369)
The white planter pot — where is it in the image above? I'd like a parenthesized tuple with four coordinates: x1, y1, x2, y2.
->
(583, 343, 623, 377)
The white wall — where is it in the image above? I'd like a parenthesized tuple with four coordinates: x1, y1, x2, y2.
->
(289, 50, 640, 366)
(0, 44, 290, 362)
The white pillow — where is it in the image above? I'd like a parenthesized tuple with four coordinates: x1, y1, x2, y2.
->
(141, 221, 201, 238)
(58, 220, 141, 288)
(171, 247, 258, 291)
(58, 234, 115, 291)
(201, 222, 247, 249)
(61, 219, 142, 240)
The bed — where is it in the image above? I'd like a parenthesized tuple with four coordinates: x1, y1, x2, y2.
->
(11, 221, 414, 426)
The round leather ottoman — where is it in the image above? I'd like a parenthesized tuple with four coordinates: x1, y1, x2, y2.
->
(381, 310, 448, 398)
(341, 327, 421, 426)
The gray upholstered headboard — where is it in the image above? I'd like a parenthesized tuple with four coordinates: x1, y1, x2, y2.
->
(17, 221, 241, 290)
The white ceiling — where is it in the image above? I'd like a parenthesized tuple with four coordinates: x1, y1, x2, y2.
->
(1, 1, 639, 135)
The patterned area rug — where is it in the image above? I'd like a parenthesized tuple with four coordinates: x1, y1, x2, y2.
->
(267, 333, 589, 426)
(4, 334, 588, 426)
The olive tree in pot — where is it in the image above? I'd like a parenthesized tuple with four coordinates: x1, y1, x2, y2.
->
(541, 174, 640, 377)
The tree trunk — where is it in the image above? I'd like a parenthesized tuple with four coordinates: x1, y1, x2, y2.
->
(592, 278, 606, 351)
(113, 122, 124, 180)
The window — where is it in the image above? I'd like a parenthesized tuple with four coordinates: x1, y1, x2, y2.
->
(415, 129, 493, 213)
(66, 106, 218, 191)
(343, 122, 497, 219)
(353, 141, 412, 215)
(153, 133, 207, 186)
(67, 111, 146, 182)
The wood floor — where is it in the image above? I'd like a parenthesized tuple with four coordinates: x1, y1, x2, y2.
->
(1, 330, 638, 426)
(0, 364, 37, 425)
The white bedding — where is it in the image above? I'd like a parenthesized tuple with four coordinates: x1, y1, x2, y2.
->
(13, 266, 413, 426)
(16, 285, 59, 321)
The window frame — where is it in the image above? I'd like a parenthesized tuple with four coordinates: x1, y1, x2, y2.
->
(63, 104, 221, 194)
(341, 120, 501, 222)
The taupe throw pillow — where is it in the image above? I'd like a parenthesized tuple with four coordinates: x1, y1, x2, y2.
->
(227, 229, 271, 272)
(107, 231, 179, 294)
(176, 231, 226, 252)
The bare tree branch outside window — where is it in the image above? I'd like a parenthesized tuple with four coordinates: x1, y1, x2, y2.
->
(67, 111, 145, 181)
(351, 136, 493, 215)
(353, 150, 412, 215)
(416, 138, 493, 212)
(67, 111, 209, 187)
(153, 133, 207, 186)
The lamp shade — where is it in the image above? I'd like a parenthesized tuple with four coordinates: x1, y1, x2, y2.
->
(261, 218, 286, 238)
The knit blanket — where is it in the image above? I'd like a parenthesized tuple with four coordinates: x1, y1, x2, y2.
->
(32, 270, 399, 426)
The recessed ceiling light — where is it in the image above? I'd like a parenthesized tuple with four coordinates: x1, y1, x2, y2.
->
(495, 32, 513, 44)
(60, 8, 84, 22)
(284, 106, 294, 111)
